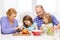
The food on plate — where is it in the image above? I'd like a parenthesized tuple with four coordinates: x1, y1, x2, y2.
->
(22, 29, 29, 34)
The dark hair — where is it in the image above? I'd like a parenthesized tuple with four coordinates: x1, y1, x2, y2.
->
(23, 15, 33, 28)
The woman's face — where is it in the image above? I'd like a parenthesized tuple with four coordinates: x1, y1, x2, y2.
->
(43, 16, 48, 24)
(8, 14, 16, 22)
(24, 20, 31, 26)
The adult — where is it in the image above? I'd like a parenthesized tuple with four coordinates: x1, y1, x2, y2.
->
(1, 8, 20, 34)
(34, 5, 60, 30)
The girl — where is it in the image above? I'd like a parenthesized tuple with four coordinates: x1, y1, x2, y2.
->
(21, 15, 38, 31)
(40, 13, 54, 35)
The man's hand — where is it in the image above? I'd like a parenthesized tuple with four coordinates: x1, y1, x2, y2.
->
(57, 23, 60, 29)
(54, 23, 60, 30)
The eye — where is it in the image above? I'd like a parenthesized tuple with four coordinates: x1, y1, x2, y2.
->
(37, 11, 41, 14)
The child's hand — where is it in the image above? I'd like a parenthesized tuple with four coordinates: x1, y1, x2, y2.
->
(25, 28, 28, 30)
(40, 27, 45, 33)
(51, 27, 54, 31)
(40, 27, 43, 30)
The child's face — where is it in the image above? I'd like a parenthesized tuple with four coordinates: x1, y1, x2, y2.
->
(24, 20, 31, 26)
(43, 16, 49, 24)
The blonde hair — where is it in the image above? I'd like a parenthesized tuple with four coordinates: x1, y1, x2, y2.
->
(6, 8, 17, 16)
(43, 13, 52, 23)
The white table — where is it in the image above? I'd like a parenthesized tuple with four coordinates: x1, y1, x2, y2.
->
(0, 25, 60, 40)
(0, 32, 60, 40)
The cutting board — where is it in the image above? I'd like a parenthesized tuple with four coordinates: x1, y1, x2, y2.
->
(13, 32, 31, 36)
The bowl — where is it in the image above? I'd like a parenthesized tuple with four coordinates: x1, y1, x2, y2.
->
(32, 30, 43, 36)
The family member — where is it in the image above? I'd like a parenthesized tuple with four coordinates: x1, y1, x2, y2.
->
(34, 5, 60, 30)
(1, 8, 20, 34)
(21, 15, 38, 31)
(40, 13, 54, 33)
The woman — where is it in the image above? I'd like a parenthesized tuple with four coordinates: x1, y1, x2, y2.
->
(1, 8, 20, 34)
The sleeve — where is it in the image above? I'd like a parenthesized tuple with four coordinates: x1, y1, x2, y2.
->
(33, 22, 37, 27)
(0, 19, 1, 25)
(1, 17, 16, 34)
(41, 24, 45, 27)
(34, 17, 38, 23)
(51, 15, 59, 25)
(48, 23, 53, 28)
(34, 18, 36, 22)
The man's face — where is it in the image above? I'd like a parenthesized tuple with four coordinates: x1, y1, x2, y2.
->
(35, 7, 44, 17)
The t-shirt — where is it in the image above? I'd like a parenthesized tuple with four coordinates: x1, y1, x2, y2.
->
(41, 23, 53, 32)
(23, 22, 37, 31)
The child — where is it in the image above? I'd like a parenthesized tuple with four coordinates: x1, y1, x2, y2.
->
(21, 15, 38, 31)
(40, 13, 54, 35)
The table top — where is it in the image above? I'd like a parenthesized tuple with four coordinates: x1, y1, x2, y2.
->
(0, 26, 60, 40)
(0, 32, 60, 40)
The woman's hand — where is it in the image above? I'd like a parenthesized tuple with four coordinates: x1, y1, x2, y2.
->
(14, 27, 20, 30)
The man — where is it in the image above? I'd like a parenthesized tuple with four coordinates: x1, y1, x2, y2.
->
(34, 5, 60, 30)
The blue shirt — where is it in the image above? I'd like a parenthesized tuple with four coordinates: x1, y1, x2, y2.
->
(0, 19, 1, 25)
(1, 17, 18, 34)
(23, 22, 37, 31)
(34, 15, 59, 30)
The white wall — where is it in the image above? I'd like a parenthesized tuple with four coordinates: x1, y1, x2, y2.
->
(36, 0, 60, 22)
(1, 0, 17, 18)
(0, 0, 3, 18)
(37, 0, 56, 13)
(56, 0, 60, 22)
(17, 0, 32, 12)
(0, 0, 60, 25)
(16, 0, 32, 25)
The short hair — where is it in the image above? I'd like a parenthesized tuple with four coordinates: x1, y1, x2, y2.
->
(35, 5, 45, 13)
(43, 13, 52, 23)
(36, 5, 43, 9)
(6, 8, 17, 16)
(23, 15, 33, 28)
